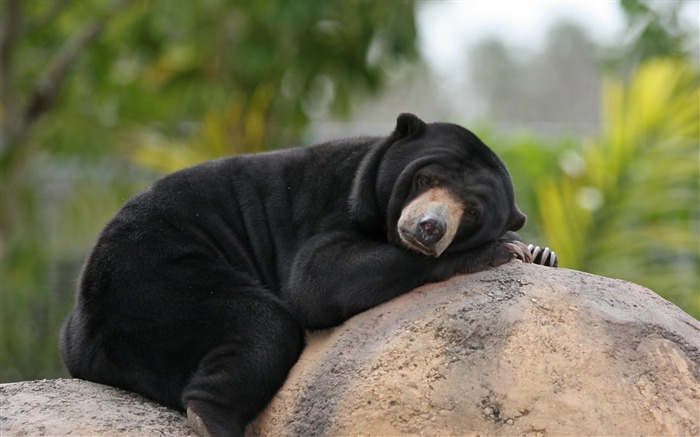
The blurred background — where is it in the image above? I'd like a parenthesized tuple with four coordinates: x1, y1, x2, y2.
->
(1, 0, 698, 382)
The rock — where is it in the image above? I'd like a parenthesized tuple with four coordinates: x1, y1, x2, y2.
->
(2, 263, 698, 436)
(0, 378, 192, 436)
(249, 263, 700, 437)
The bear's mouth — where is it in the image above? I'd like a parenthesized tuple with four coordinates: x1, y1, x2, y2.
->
(398, 231, 437, 257)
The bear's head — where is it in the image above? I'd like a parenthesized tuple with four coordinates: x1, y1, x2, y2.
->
(349, 113, 526, 257)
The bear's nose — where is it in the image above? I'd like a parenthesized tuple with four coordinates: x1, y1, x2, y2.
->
(417, 213, 446, 244)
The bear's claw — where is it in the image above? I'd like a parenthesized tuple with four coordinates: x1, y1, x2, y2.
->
(527, 244, 558, 267)
(506, 241, 534, 264)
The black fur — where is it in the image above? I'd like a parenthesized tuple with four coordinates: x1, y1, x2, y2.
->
(60, 113, 531, 436)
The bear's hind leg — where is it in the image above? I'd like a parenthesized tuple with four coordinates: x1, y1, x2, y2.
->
(182, 296, 304, 437)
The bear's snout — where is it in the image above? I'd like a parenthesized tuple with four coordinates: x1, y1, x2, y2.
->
(398, 188, 464, 257)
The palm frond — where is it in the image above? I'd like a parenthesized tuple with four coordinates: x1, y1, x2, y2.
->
(536, 58, 699, 318)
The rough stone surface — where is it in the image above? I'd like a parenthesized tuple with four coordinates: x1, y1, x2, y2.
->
(2, 263, 699, 436)
(249, 263, 700, 437)
(0, 379, 192, 436)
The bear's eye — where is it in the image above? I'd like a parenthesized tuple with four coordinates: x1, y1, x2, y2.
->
(418, 175, 432, 187)
(467, 209, 480, 220)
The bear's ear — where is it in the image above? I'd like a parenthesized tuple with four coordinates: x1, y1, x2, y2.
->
(348, 114, 427, 229)
(394, 113, 426, 139)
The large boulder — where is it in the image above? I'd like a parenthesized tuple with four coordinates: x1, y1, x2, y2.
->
(2, 264, 698, 436)
(249, 263, 700, 437)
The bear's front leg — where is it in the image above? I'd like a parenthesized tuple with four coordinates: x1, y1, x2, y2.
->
(456, 231, 559, 270)
(181, 292, 304, 437)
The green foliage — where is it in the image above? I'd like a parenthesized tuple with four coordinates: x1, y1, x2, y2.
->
(606, 0, 696, 73)
(129, 92, 272, 174)
(535, 58, 699, 318)
(113, 0, 417, 143)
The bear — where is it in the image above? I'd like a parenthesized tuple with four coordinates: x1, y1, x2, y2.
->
(59, 113, 557, 437)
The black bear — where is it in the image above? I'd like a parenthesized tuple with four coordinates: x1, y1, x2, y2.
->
(60, 113, 557, 436)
